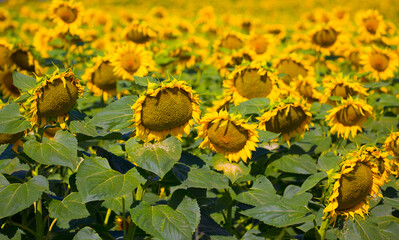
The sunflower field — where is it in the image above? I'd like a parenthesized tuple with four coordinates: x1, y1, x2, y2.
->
(1, 0, 399, 239)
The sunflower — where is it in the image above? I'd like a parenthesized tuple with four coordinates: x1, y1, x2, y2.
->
(110, 43, 155, 81)
(0, 39, 13, 69)
(82, 56, 118, 102)
(0, 65, 21, 99)
(132, 79, 201, 142)
(114, 215, 131, 231)
(50, 0, 82, 35)
(360, 146, 392, 184)
(273, 53, 314, 85)
(384, 132, 399, 176)
(356, 9, 386, 43)
(294, 75, 323, 103)
(223, 63, 279, 106)
(0, 100, 24, 147)
(10, 45, 35, 73)
(325, 97, 373, 139)
(309, 24, 345, 55)
(264, 24, 286, 41)
(359, 46, 398, 81)
(246, 33, 275, 61)
(215, 49, 255, 77)
(169, 45, 196, 74)
(323, 151, 383, 223)
(197, 111, 259, 163)
(322, 74, 368, 104)
(206, 95, 233, 113)
(122, 20, 157, 45)
(26, 68, 84, 128)
(257, 97, 312, 143)
(213, 32, 246, 55)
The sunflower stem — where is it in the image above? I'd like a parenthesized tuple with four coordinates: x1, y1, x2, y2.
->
(317, 214, 330, 240)
(275, 227, 286, 240)
(122, 196, 127, 239)
(226, 202, 233, 233)
(35, 198, 44, 240)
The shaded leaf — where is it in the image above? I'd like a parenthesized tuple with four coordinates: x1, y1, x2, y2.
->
(102, 194, 133, 214)
(49, 192, 89, 220)
(318, 153, 341, 172)
(270, 154, 317, 174)
(230, 98, 270, 115)
(133, 76, 158, 86)
(178, 167, 229, 190)
(0, 103, 30, 134)
(73, 227, 101, 240)
(257, 130, 280, 143)
(340, 216, 383, 240)
(298, 171, 327, 195)
(12, 70, 36, 92)
(236, 175, 278, 206)
(176, 197, 201, 233)
(24, 130, 79, 169)
(212, 154, 250, 183)
(0, 175, 48, 218)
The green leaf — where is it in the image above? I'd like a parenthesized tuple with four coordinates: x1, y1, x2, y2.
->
(270, 154, 317, 174)
(236, 176, 279, 206)
(102, 194, 133, 214)
(48, 192, 90, 220)
(133, 76, 158, 86)
(69, 119, 98, 136)
(364, 81, 390, 89)
(24, 130, 79, 169)
(176, 197, 201, 233)
(126, 137, 182, 178)
(0, 174, 9, 190)
(76, 157, 145, 202)
(340, 216, 384, 240)
(73, 227, 101, 240)
(378, 95, 399, 107)
(230, 98, 270, 115)
(91, 95, 137, 131)
(317, 153, 341, 172)
(0, 102, 31, 134)
(179, 166, 230, 190)
(12, 70, 36, 92)
(297, 171, 327, 195)
(384, 197, 399, 209)
(241, 229, 263, 240)
(131, 201, 193, 240)
(212, 154, 250, 183)
(257, 130, 280, 143)
(0, 175, 48, 218)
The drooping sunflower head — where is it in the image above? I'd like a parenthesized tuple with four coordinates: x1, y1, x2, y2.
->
(169, 45, 196, 74)
(359, 46, 398, 81)
(214, 32, 246, 53)
(310, 24, 341, 54)
(0, 39, 13, 69)
(257, 97, 312, 143)
(206, 95, 233, 113)
(325, 97, 373, 139)
(27, 68, 84, 128)
(114, 215, 131, 231)
(323, 151, 383, 223)
(50, 0, 82, 34)
(132, 79, 201, 142)
(110, 43, 155, 81)
(10, 45, 35, 73)
(82, 56, 118, 102)
(0, 65, 21, 99)
(384, 132, 399, 158)
(197, 111, 259, 163)
(215, 49, 255, 77)
(356, 9, 386, 42)
(274, 53, 314, 85)
(123, 20, 157, 45)
(223, 62, 279, 105)
(295, 75, 322, 103)
(359, 146, 393, 184)
(322, 74, 368, 104)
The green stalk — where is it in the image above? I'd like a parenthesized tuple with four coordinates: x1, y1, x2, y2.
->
(275, 227, 287, 240)
(35, 199, 44, 240)
(317, 214, 331, 240)
(122, 196, 127, 239)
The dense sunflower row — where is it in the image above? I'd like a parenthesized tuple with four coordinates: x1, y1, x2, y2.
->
(0, 0, 399, 238)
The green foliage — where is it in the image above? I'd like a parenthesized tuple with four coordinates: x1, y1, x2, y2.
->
(48, 192, 89, 220)
(0, 102, 30, 134)
(12, 70, 36, 93)
(73, 227, 102, 240)
(270, 154, 317, 174)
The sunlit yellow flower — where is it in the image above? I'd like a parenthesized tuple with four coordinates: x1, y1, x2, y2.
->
(122, 20, 157, 45)
(294, 75, 323, 103)
(322, 74, 368, 104)
(344, 45, 363, 70)
(325, 97, 373, 139)
(246, 33, 275, 61)
(324, 151, 383, 223)
(197, 111, 259, 163)
(206, 95, 233, 113)
(82, 56, 118, 102)
(26, 68, 84, 128)
(273, 53, 314, 85)
(356, 9, 386, 43)
(0, 65, 21, 99)
(359, 46, 398, 81)
(195, 6, 217, 25)
(177, 19, 195, 35)
(384, 132, 399, 177)
(114, 215, 131, 231)
(132, 80, 201, 142)
(309, 24, 344, 55)
(264, 24, 286, 41)
(110, 43, 155, 81)
(213, 32, 246, 55)
(149, 6, 168, 20)
(257, 97, 312, 143)
(223, 63, 279, 105)
(0, 39, 13, 69)
(360, 146, 392, 184)
(50, 0, 82, 35)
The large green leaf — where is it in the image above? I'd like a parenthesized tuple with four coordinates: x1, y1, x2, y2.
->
(212, 154, 250, 183)
(131, 201, 193, 240)
(0, 174, 9, 190)
(73, 227, 101, 240)
(0, 175, 48, 218)
(24, 130, 79, 169)
(230, 98, 270, 115)
(102, 193, 134, 214)
(257, 130, 280, 143)
(0, 102, 31, 134)
(270, 154, 317, 174)
(339, 216, 384, 240)
(297, 171, 327, 195)
(76, 157, 145, 202)
(317, 153, 341, 172)
(48, 192, 90, 220)
(384, 197, 399, 209)
(126, 137, 182, 178)
(176, 197, 201, 233)
(178, 166, 230, 190)
(12, 70, 36, 93)
(236, 176, 279, 206)
(91, 95, 137, 131)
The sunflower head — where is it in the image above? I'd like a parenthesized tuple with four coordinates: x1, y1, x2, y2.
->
(325, 97, 373, 139)
(322, 74, 368, 104)
(224, 63, 279, 105)
(10, 45, 35, 72)
(384, 132, 399, 157)
(356, 10, 386, 42)
(0, 39, 13, 69)
(27, 68, 84, 128)
(360, 46, 398, 81)
(214, 32, 246, 53)
(274, 54, 314, 85)
(197, 111, 259, 163)
(114, 215, 131, 231)
(123, 20, 157, 45)
(324, 151, 383, 223)
(311, 26, 339, 48)
(50, 0, 82, 34)
(257, 97, 312, 143)
(132, 79, 201, 142)
(0, 65, 21, 99)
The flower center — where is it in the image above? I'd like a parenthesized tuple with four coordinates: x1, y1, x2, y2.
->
(312, 28, 338, 48)
(126, 28, 152, 44)
(141, 88, 193, 131)
(349, 51, 360, 67)
(298, 82, 317, 102)
(92, 61, 117, 90)
(0, 132, 23, 145)
(277, 59, 308, 84)
(55, 5, 78, 24)
(265, 106, 307, 134)
(37, 78, 79, 117)
(336, 163, 373, 211)
(251, 36, 268, 54)
(1, 71, 20, 96)
(11, 50, 34, 72)
(370, 53, 389, 72)
(337, 105, 363, 126)
(364, 17, 379, 35)
(234, 69, 273, 99)
(120, 52, 141, 74)
(207, 120, 248, 152)
(0, 12, 6, 22)
(220, 35, 244, 50)
(331, 84, 357, 99)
